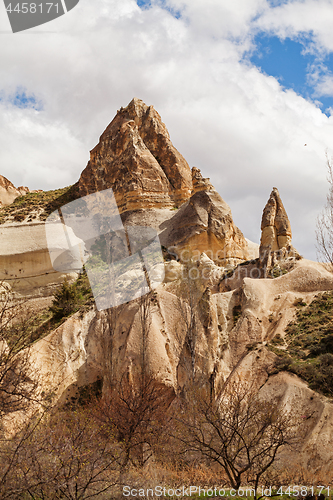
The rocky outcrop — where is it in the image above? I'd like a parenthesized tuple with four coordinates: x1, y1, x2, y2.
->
(259, 187, 299, 272)
(191, 166, 213, 194)
(24, 257, 333, 469)
(78, 98, 193, 212)
(162, 187, 250, 265)
(77, 100, 251, 267)
(260, 187, 292, 250)
(0, 174, 30, 207)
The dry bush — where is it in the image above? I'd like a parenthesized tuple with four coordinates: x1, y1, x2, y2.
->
(94, 374, 174, 469)
(0, 406, 122, 499)
(0, 283, 41, 420)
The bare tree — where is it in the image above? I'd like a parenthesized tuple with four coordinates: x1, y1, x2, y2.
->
(97, 292, 174, 469)
(316, 154, 333, 271)
(0, 282, 40, 420)
(176, 261, 201, 384)
(0, 283, 46, 497)
(175, 379, 302, 498)
(97, 375, 173, 469)
(101, 303, 124, 392)
(0, 407, 122, 499)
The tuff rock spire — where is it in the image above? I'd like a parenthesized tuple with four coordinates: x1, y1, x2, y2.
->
(259, 187, 299, 271)
(78, 98, 193, 212)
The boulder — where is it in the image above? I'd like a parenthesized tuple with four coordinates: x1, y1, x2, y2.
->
(163, 187, 249, 265)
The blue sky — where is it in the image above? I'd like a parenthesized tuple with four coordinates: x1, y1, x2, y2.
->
(137, 0, 151, 6)
(136, 0, 181, 18)
(248, 34, 333, 115)
(0, 88, 43, 110)
(136, 0, 333, 116)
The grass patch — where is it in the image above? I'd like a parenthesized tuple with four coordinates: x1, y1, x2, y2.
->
(0, 183, 80, 225)
(270, 291, 333, 396)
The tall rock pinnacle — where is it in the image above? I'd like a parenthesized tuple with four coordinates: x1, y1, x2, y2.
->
(260, 187, 292, 250)
(259, 187, 298, 269)
(78, 98, 193, 212)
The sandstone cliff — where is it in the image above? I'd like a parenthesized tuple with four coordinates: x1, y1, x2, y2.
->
(26, 257, 333, 469)
(0, 100, 253, 297)
(161, 186, 249, 265)
(0, 222, 78, 297)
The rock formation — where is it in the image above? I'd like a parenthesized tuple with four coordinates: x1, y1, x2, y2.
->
(3, 99, 333, 473)
(0, 99, 254, 297)
(78, 98, 193, 212)
(162, 187, 249, 265)
(259, 187, 299, 271)
(78, 99, 251, 266)
(191, 166, 213, 194)
(0, 223, 77, 297)
(0, 174, 30, 207)
(26, 257, 333, 469)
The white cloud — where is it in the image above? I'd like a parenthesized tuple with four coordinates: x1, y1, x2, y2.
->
(0, 0, 333, 260)
(255, 0, 333, 52)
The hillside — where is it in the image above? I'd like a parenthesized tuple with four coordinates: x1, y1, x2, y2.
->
(1, 98, 333, 495)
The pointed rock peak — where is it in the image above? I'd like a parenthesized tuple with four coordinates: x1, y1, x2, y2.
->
(78, 98, 192, 212)
(261, 187, 292, 244)
(0, 174, 30, 207)
(259, 187, 299, 269)
(165, 186, 249, 266)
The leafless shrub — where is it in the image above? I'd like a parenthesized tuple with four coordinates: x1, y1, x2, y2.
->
(0, 407, 122, 499)
(0, 282, 42, 421)
(316, 154, 333, 271)
(174, 379, 303, 499)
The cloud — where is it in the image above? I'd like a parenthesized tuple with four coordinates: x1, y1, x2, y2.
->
(0, 0, 333, 260)
(0, 101, 86, 189)
(0, 87, 43, 110)
(255, 0, 333, 52)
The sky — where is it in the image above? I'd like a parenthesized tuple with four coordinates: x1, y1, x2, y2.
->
(1, 0, 333, 260)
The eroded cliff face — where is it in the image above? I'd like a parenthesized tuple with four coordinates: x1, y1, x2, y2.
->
(0, 99, 253, 295)
(26, 257, 333, 468)
(78, 98, 193, 211)
(0, 223, 78, 297)
(4, 98, 333, 471)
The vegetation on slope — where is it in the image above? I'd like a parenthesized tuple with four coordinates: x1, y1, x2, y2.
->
(0, 183, 80, 224)
(271, 291, 333, 397)
(49, 271, 93, 320)
(10, 271, 94, 348)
